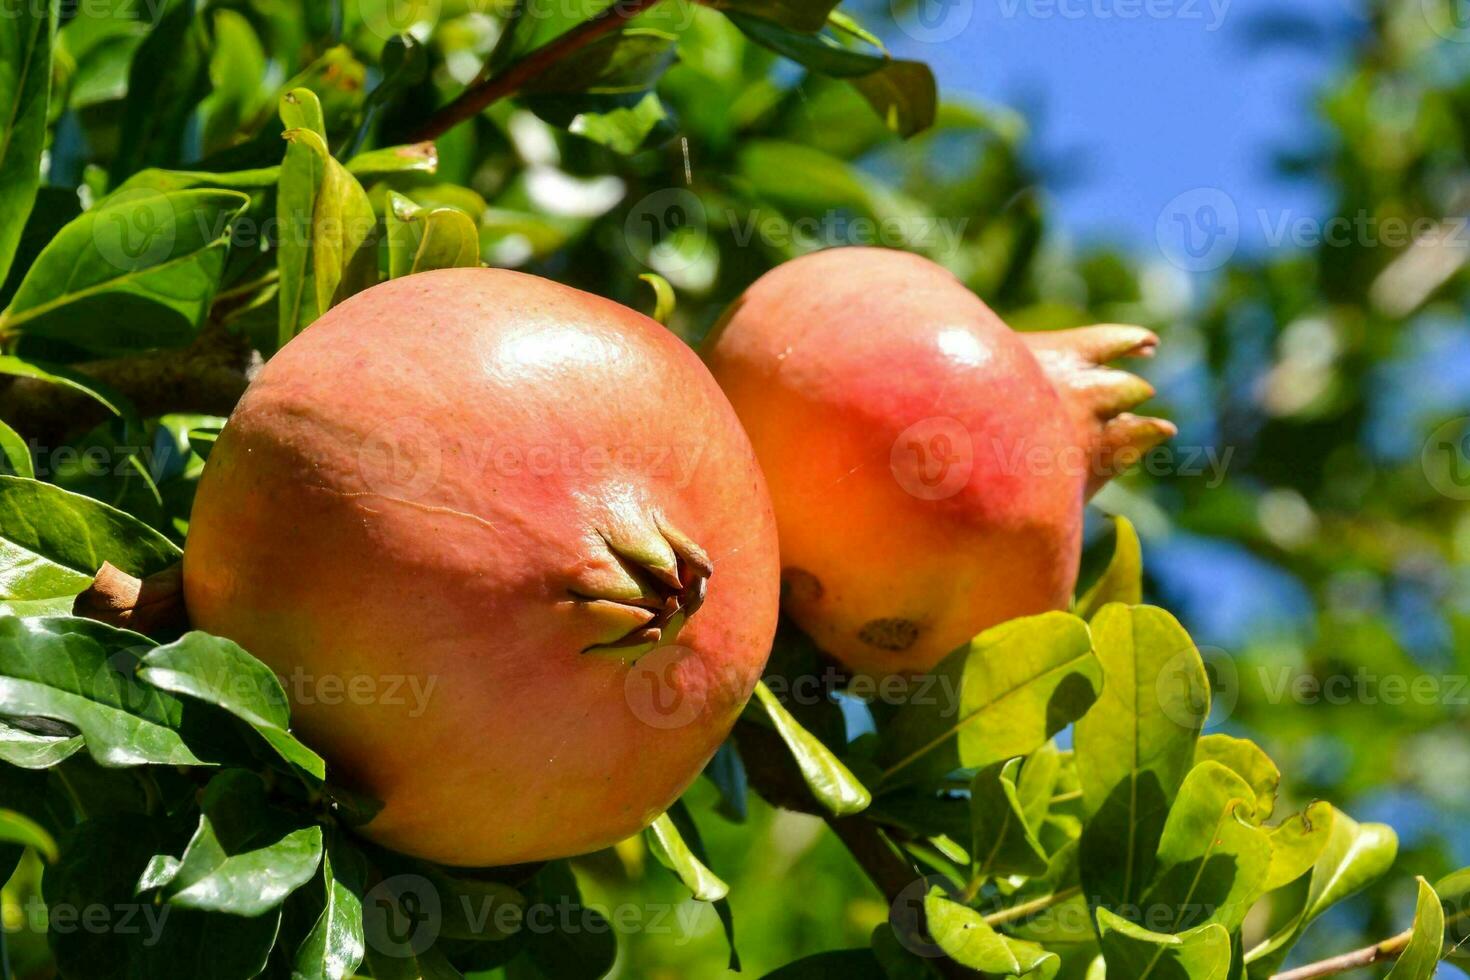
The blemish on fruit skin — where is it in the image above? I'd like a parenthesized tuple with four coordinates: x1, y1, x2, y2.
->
(858, 618, 920, 652)
(781, 567, 823, 603)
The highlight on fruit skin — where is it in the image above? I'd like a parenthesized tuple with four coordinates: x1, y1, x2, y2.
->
(703, 246, 1176, 679)
(181, 267, 781, 867)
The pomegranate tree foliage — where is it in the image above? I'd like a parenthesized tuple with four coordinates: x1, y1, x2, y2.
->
(0, 0, 1465, 978)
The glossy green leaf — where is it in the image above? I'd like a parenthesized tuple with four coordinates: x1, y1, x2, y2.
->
(276, 89, 378, 349)
(0, 189, 249, 354)
(110, 0, 211, 181)
(0, 616, 205, 767)
(385, 191, 480, 279)
(1075, 516, 1144, 620)
(1140, 761, 1271, 932)
(1262, 801, 1334, 892)
(142, 770, 323, 915)
(647, 808, 729, 901)
(0, 717, 82, 769)
(1095, 906, 1230, 980)
(752, 680, 870, 816)
(0, 475, 179, 615)
(925, 889, 1058, 976)
(727, 12, 885, 78)
(347, 142, 439, 178)
(114, 167, 283, 193)
(971, 758, 1049, 879)
(293, 844, 366, 980)
(1384, 877, 1444, 980)
(138, 631, 327, 780)
(1435, 867, 1470, 964)
(880, 612, 1100, 786)
(1193, 734, 1279, 823)
(0, 417, 32, 478)
(1245, 806, 1398, 976)
(521, 861, 616, 979)
(46, 814, 281, 979)
(1075, 604, 1209, 909)
(0, 807, 57, 862)
(0, 0, 54, 285)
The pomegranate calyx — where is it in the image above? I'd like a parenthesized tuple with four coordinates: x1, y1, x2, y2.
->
(578, 516, 711, 660)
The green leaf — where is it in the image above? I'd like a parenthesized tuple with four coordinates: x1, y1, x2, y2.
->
(1140, 761, 1271, 932)
(0, 356, 138, 429)
(0, 0, 54, 285)
(521, 28, 678, 95)
(1193, 734, 1279, 823)
(138, 631, 327, 780)
(849, 60, 937, 138)
(293, 843, 366, 980)
(1095, 906, 1230, 979)
(1262, 801, 1334, 892)
(0, 189, 249, 355)
(142, 770, 323, 915)
(1435, 867, 1470, 965)
(0, 475, 180, 615)
(0, 807, 57, 862)
(1074, 604, 1208, 909)
(0, 616, 206, 767)
(114, 166, 283, 193)
(567, 93, 672, 154)
(1384, 877, 1445, 980)
(647, 808, 729, 901)
(276, 89, 378, 349)
(639, 272, 676, 325)
(727, 12, 884, 78)
(46, 814, 281, 979)
(0, 418, 32, 478)
(346, 142, 439, 178)
(110, 0, 212, 181)
(708, 0, 844, 34)
(879, 611, 1100, 786)
(521, 862, 616, 979)
(385, 191, 480, 279)
(346, 33, 430, 157)
(970, 758, 1049, 880)
(1075, 516, 1143, 619)
(751, 679, 870, 816)
(1244, 806, 1398, 976)
(925, 889, 1059, 976)
(0, 717, 82, 769)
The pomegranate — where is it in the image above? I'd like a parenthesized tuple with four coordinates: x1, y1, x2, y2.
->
(182, 268, 780, 866)
(703, 247, 1173, 678)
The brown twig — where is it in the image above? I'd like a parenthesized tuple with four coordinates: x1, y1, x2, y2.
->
(1267, 929, 1412, 979)
(409, 0, 669, 143)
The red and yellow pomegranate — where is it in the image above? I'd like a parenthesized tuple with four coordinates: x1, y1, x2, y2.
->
(183, 268, 780, 866)
(703, 247, 1173, 678)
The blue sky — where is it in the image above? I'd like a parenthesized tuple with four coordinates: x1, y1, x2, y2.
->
(876, 0, 1365, 256)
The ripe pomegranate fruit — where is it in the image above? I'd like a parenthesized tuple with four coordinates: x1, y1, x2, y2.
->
(183, 268, 780, 866)
(703, 247, 1174, 678)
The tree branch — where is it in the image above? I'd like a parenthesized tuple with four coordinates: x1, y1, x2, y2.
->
(1267, 929, 1412, 979)
(408, 0, 668, 143)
